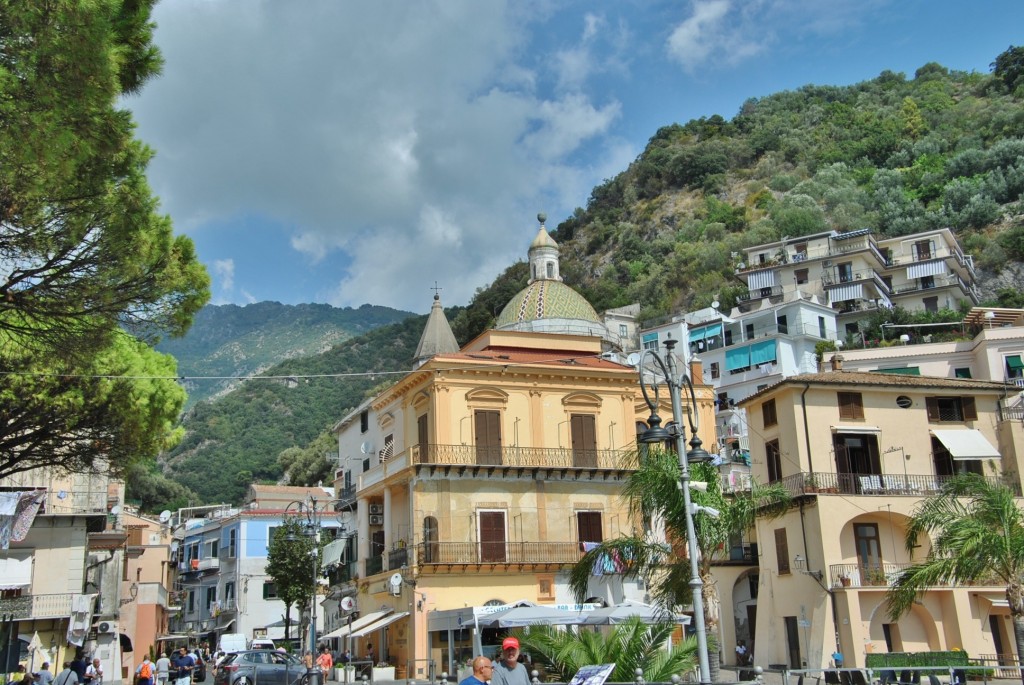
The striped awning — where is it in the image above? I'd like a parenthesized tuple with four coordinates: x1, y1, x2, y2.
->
(746, 269, 776, 290)
(828, 283, 863, 303)
(907, 260, 947, 279)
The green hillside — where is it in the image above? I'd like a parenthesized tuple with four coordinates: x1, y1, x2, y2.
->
(156, 301, 413, 407)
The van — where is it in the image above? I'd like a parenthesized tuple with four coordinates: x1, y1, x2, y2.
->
(218, 633, 247, 654)
(249, 639, 276, 650)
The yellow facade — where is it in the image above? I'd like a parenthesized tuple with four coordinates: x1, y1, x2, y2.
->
(330, 329, 717, 677)
(737, 369, 1023, 670)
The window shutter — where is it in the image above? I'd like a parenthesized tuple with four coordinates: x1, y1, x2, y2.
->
(962, 396, 977, 421)
(925, 397, 939, 421)
(775, 528, 790, 574)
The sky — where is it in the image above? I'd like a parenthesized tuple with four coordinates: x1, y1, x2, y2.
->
(127, 0, 1024, 315)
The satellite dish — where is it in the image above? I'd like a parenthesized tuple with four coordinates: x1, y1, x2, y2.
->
(159, 510, 171, 523)
(389, 572, 403, 588)
(110, 505, 121, 515)
(360, 441, 373, 455)
(340, 597, 355, 612)
(626, 352, 641, 368)
(711, 300, 720, 310)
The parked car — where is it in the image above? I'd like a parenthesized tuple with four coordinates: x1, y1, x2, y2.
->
(249, 639, 277, 651)
(213, 650, 304, 685)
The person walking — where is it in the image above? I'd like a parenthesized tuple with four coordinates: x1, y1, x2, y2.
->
(69, 656, 86, 684)
(171, 648, 194, 685)
(316, 647, 333, 682)
(155, 653, 171, 685)
(54, 663, 78, 685)
(37, 663, 54, 685)
(490, 638, 529, 685)
(136, 656, 155, 685)
(459, 657, 493, 685)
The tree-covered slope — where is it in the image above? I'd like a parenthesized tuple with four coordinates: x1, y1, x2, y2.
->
(156, 301, 413, 407)
(159, 314, 429, 504)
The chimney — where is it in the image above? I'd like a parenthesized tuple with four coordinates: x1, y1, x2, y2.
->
(689, 358, 703, 383)
(830, 354, 845, 372)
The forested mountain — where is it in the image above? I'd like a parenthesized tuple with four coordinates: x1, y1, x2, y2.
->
(156, 301, 413, 407)
(144, 49, 1024, 510)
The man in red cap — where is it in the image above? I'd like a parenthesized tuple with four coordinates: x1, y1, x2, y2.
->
(490, 637, 529, 685)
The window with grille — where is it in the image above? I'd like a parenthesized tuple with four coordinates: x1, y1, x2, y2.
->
(925, 396, 977, 422)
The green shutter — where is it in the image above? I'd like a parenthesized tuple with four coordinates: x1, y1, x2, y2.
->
(877, 367, 921, 375)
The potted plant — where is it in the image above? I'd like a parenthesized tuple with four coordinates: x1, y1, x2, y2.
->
(839, 574, 852, 587)
(803, 473, 820, 493)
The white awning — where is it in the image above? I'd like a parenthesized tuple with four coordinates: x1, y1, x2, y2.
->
(216, 618, 235, 631)
(931, 429, 1001, 460)
(0, 552, 32, 590)
(831, 425, 881, 435)
(349, 611, 410, 639)
(746, 269, 776, 290)
(907, 260, 947, 279)
(829, 283, 863, 303)
(979, 597, 1010, 614)
(322, 539, 347, 567)
(321, 610, 393, 640)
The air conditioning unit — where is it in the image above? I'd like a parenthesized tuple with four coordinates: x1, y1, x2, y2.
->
(96, 621, 117, 635)
(369, 514, 384, 526)
(369, 504, 384, 515)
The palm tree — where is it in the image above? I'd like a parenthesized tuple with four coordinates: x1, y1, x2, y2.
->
(511, 616, 699, 682)
(885, 474, 1024, 684)
(568, 448, 791, 681)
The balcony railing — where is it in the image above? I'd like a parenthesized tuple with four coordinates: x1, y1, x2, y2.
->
(196, 558, 219, 571)
(411, 444, 637, 470)
(0, 593, 76, 619)
(828, 562, 1001, 589)
(417, 541, 584, 566)
(775, 471, 1020, 498)
(388, 546, 409, 569)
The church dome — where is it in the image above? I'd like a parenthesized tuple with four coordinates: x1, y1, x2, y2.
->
(495, 280, 601, 329)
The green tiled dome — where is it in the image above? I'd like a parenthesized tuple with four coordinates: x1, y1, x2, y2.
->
(495, 280, 600, 328)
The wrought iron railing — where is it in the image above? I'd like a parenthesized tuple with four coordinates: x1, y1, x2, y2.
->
(365, 555, 384, 576)
(775, 471, 1020, 498)
(829, 562, 1001, 589)
(0, 593, 76, 619)
(417, 541, 584, 565)
(389, 546, 409, 569)
(410, 444, 637, 469)
(999, 404, 1024, 422)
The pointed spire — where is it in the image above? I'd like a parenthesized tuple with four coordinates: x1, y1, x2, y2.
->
(528, 212, 561, 284)
(414, 287, 459, 368)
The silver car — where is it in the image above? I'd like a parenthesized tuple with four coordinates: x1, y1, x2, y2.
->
(214, 650, 306, 685)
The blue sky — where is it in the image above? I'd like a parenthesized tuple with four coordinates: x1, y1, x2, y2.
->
(126, 0, 1023, 314)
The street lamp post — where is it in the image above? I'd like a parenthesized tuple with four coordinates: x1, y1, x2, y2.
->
(285, 497, 325, 685)
(637, 336, 714, 685)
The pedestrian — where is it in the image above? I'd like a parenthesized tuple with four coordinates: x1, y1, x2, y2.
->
(37, 663, 54, 685)
(69, 656, 87, 684)
(54, 663, 78, 685)
(490, 637, 529, 685)
(84, 659, 103, 685)
(364, 645, 373, 664)
(155, 653, 171, 685)
(171, 648, 194, 685)
(735, 640, 749, 666)
(10, 665, 28, 683)
(136, 656, 155, 685)
(459, 657, 493, 685)
(316, 647, 333, 682)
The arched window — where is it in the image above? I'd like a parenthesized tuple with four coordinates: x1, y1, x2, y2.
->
(546, 261, 554, 278)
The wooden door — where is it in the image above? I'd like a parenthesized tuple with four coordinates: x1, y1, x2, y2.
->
(479, 511, 506, 562)
(474, 411, 502, 465)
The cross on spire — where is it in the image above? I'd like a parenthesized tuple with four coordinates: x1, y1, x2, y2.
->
(431, 281, 442, 300)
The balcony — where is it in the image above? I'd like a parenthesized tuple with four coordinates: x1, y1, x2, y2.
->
(0, 593, 76, 619)
(411, 444, 637, 470)
(334, 485, 356, 512)
(196, 558, 219, 572)
(828, 562, 1000, 589)
(736, 285, 784, 305)
(775, 471, 1020, 498)
(417, 541, 584, 567)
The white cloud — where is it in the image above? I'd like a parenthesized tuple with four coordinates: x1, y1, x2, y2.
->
(210, 258, 235, 304)
(129, 1, 629, 311)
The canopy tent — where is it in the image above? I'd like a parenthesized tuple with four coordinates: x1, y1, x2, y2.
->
(477, 605, 593, 628)
(579, 601, 690, 626)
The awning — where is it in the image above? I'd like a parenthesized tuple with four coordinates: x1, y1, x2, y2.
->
(747, 269, 776, 290)
(829, 283, 863, 303)
(216, 618, 235, 631)
(931, 429, 1001, 460)
(831, 426, 881, 435)
(907, 260, 947, 279)
(349, 611, 410, 639)
(321, 609, 393, 640)
(979, 597, 1010, 614)
(689, 323, 722, 342)
(1007, 355, 1024, 372)
(750, 340, 777, 365)
(877, 367, 921, 375)
(322, 539, 347, 567)
(0, 552, 31, 589)
(725, 345, 751, 372)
